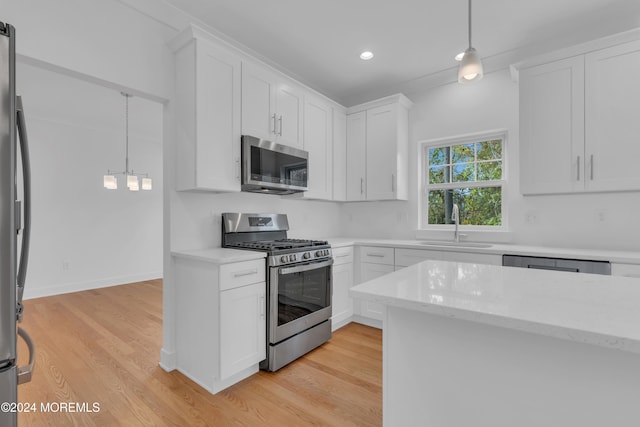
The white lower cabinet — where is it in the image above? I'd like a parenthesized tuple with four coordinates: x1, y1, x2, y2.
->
(220, 282, 266, 379)
(331, 247, 354, 330)
(395, 248, 502, 269)
(611, 263, 640, 278)
(354, 246, 395, 326)
(174, 257, 266, 394)
(358, 263, 394, 322)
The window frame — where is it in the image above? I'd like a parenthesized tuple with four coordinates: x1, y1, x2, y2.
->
(419, 130, 508, 231)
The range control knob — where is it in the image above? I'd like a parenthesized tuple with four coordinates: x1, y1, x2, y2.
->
(315, 250, 322, 257)
(280, 256, 288, 263)
(289, 254, 297, 262)
(303, 252, 311, 259)
(324, 249, 330, 256)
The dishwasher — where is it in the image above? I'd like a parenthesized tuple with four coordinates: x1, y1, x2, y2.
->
(502, 255, 611, 275)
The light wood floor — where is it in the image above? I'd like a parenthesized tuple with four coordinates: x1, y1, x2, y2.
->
(17, 280, 382, 426)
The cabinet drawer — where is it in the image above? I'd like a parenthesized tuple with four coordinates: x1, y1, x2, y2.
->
(612, 263, 640, 278)
(333, 246, 354, 265)
(360, 246, 394, 265)
(220, 259, 266, 290)
(395, 248, 442, 267)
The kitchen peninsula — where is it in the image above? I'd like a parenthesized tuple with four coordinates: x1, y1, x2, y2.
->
(350, 260, 640, 427)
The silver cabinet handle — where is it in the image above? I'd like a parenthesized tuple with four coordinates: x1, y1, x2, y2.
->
(278, 115, 283, 136)
(590, 154, 594, 180)
(233, 268, 258, 278)
(17, 327, 35, 385)
(16, 96, 31, 321)
(577, 156, 580, 181)
(391, 174, 395, 192)
(272, 113, 277, 134)
(360, 177, 364, 194)
(366, 253, 385, 258)
(336, 254, 350, 258)
(259, 295, 265, 317)
(235, 158, 241, 181)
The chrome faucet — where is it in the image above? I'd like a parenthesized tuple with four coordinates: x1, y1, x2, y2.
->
(451, 203, 460, 243)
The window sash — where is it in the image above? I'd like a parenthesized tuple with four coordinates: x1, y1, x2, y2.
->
(420, 132, 506, 229)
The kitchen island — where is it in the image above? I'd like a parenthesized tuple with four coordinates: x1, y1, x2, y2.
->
(350, 260, 640, 427)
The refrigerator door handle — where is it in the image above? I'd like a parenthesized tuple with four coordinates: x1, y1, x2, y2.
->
(16, 95, 31, 322)
(16, 327, 35, 385)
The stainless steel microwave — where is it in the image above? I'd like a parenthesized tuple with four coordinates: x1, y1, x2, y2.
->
(241, 135, 308, 195)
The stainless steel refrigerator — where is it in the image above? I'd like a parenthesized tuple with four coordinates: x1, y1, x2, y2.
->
(1, 21, 35, 427)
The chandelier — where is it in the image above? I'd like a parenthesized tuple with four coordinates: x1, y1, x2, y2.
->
(103, 92, 152, 191)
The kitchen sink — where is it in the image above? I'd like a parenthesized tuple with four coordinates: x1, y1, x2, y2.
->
(418, 240, 493, 248)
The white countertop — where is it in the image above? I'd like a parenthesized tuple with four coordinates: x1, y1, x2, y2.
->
(350, 259, 640, 354)
(326, 237, 640, 264)
(172, 248, 266, 264)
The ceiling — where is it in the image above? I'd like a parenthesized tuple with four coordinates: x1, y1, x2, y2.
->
(157, 0, 640, 106)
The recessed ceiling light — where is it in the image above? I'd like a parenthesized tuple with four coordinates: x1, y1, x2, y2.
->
(455, 51, 465, 61)
(360, 51, 374, 60)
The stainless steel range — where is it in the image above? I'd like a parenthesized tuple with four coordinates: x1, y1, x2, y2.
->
(222, 213, 332, 371)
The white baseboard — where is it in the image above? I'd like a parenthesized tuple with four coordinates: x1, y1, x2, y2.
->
(159, 348, 177, 371)
(352, 314, 382, 329)
(23, 271, 163, 300)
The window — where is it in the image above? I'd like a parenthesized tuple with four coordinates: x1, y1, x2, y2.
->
(421, 132, 506, 229)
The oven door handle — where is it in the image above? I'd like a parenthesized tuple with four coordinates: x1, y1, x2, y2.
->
(279, 259, 333, 275)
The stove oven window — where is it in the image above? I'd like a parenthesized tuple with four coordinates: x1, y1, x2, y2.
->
(277, 266, 330, 326)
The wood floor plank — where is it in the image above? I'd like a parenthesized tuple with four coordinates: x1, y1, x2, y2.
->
(17, 280, 382, 426)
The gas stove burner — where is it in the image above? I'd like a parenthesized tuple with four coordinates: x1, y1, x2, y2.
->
(226, 238, 328, 252)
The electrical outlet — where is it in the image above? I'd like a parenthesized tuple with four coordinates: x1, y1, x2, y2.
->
(595, 210, 606, 223)
(525, 212, 538, 224)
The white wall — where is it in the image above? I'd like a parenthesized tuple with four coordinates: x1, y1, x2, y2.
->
(171, 192, 342, 251)
(341, 68, 640, 252)
(17, 63, 164, 298)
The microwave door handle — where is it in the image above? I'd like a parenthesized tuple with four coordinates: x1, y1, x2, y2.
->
(16, 95, 32, 321)
(279, 259, 333, 275)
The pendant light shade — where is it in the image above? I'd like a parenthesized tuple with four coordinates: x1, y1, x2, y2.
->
(458, 47, 483, 83)
(103, 92, 153, 192)
(458, 0, 483, 84)
(103, 175, 117, 190)
(141, 177, 153, 191)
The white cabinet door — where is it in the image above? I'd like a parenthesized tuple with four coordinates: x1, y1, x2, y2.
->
(358, 263, 394, 321)
(220, 282, 266, 380)
(303, 95, 333, 199)
(519, 56, 585, 195)
(241, 62, 277, 142)
(241, 62, 303, 149)
(332, 109, 347, 201)
(395, 248, 443, 268)
(276, 83, 304, 149)
(443, 252, 502, 266)
(346, 111, 367, 201)
(585, 40, 640, 192)
(174, 37, 242, 192)
(331, 262, 354, 329)
(366, 103, 398, 200)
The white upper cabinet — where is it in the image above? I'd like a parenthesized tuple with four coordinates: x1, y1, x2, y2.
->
(345, 111, 366, 201)
(302, 94, 333, 200)
(241, 62, 304, 149)
(171, 26, 242, 192)
(332, 109, 347, 201)
(519, 56, 585, 195)
(519, 38, 640, 195)
(346, 94, 412, 201)
(585, 40, 640, 192)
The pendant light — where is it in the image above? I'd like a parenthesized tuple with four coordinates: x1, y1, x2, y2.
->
(103, 92, 152, 191)
(458, 0, 483, 84)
